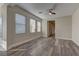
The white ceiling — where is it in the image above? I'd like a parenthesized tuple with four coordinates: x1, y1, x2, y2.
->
(16, 3, 79, 20)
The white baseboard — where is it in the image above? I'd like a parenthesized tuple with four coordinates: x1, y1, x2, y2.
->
(55, 37, 72, 40)
(72, 40, 79, 46)
(56, 37, 79, 47)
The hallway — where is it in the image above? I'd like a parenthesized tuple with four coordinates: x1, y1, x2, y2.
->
(7, 37, 79, 56)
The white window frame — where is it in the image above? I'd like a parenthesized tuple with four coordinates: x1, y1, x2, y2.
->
(37, 21, 41, 32)
(30, 18, 36, 33)
(15, 13, 26, 34)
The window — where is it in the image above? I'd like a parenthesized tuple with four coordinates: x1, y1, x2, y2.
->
(15, 14, 26, 34)
(30, 19, 36, 33)
(37, 21, 41, 32)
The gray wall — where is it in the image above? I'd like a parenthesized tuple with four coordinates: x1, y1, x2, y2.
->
(6, 6, 42, 50)
(55, 16, 72, 40)
(0, 4, 7, 51)
(42, 19, 48, 37)
(72, 7, 79, 46)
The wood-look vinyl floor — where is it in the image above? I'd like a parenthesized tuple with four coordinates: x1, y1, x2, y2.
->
(7, 37, 79, 56)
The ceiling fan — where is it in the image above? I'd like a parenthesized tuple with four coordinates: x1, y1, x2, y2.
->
(48, 4, 57, 15)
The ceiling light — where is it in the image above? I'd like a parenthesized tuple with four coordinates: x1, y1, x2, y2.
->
(49, 8, 56, 15)
(49, 12, 52, 15)
(39, 11, 43, 14)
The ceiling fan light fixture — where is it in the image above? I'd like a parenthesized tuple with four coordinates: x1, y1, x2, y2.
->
(49, 12, 52, 15)
(49, 8, 56, 15)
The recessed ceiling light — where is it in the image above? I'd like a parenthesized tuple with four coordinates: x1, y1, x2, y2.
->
(38, 11, 43, 14)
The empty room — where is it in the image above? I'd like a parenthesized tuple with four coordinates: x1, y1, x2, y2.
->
(0, 3, 79, 56)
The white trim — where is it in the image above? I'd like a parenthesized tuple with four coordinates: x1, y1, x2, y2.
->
(55, 37, 72, 40)
(72, 40, 79, 46)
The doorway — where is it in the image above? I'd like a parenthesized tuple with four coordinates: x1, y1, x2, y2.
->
(47, 21, 55, 37)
